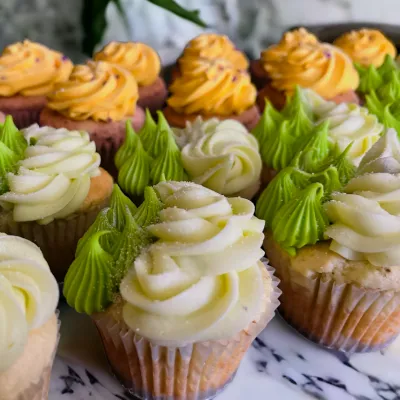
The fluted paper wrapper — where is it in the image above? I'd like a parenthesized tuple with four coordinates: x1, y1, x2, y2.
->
(1, 313, 60, 400)
(0, 203, 107, 282)
(2, 109, 42, 129)
(267, 238, 400, 353)
(93, 263, 280, 400)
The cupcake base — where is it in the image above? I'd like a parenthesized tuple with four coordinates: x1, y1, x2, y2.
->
(137, 77, 168, 114)
(40, 107, 145, 177)
(0, 169, 113, 281)
(0, 314, 59, 400)
(264, 234, 400, 353)
(92, 263, 280, 400)
(163, 106, 260, 131)
(0, 95, 47, 128)
(256, 84, 360, 111)
(249, 60, 269, 90)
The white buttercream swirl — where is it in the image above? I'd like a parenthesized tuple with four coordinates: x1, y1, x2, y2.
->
(0, 125, 100, 224)
(174, 118, 261, 196)
(0, 234, 58, 372)
(325, 129, 400, 267)
(120, 181, 270, 345)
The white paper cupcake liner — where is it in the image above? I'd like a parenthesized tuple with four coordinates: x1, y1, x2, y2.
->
(92, 261, 280, 400)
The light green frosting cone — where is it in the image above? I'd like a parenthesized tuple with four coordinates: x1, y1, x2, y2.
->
(76, 208, 119, 255)
(0, 142, 19, 194)
(256, 167, 310, 228)
(311, 166, 342, 198)
(146, 111, 174, 159)
(135, 186, 163, 227)
(377, 71, 400, 103)
(263, 121, 297, 170)
(138, 108, 157, 153)
(381, 104, 400, 133)
(356, 63, 383, 93)
(366, 90, 385, 120)
(271, 183, 329, 256)
(63, 231, 115, 314)
(108, 184, 137, 231)
(252, 101, 282, 146)
(0, 115, 27, 157)
(330, 143, 356, 186)
(378, 55, 398, 83)
(151, 129, 187, 184)
(115, 120, 138, 170)
(118, 135, 151, 198)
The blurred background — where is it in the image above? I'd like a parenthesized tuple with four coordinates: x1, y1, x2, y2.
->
(1, 0, 399, 64)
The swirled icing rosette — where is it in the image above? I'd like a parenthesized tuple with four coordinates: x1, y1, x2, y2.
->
(0, 124, 100, 224)
(94, 41, 161, 86)
(174, 118, 261, 196)
(47, 61, 138, 121)
(0, 234, 58, 372)
(325, 129, 400, 267)
(120, 181, 269, 345)
(0, 40, 73, 97)
(334, 29, 396, 67)
(179, 33, 249, 71)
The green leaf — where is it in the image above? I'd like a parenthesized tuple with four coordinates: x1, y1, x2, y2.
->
(147, 0, 207, 28)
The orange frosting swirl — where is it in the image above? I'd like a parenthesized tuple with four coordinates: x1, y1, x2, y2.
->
(47, 61, 138, 122)
(0, 40, 73, 97)
(262, 29, 359, 98)
(167, 58, 256, 115)
(333, 29, 397, 67)
(94, 41, 161, 86)
(180, 33, 249, 70)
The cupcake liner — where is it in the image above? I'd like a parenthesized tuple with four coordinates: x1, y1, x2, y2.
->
(92, 261, 280, 400)
(2, 109, 42, 129)
(267, 238, 400, 353)
(1, 313, 60, 400)
(0, 203, 107, 282)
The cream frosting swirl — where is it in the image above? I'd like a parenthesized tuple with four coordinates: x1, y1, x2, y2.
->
(0, 125, 100, 224)
(325, 129, 400, 267)
(120, 181, 269, 345)
(316, 102, 383, 166)
(174, 118, 261, 196)
(0, 234, 58, 372)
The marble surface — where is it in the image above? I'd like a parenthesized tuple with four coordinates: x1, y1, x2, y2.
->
(50, 302, 400, 400)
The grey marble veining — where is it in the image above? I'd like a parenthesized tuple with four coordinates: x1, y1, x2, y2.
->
(50, 303, 400, 400)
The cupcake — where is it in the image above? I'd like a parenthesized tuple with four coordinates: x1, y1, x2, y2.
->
(64, 180, 280, 398)
(0, 40, 73, 128)
(116, 110, 186, 201)
(174, 117, 262, 199)
(94, 41, 167, 113)
(0, 233, 59, 400)
(0, 122, 113, 281)
(334, 29, 397, 68)
(255, 28, 360, 110)
(260, 129, 400, 352)
(164, 58, 259, 130)
(172, 33, 249, 80)
(254, 87, 383, 187)
(40, 60, 145, 175)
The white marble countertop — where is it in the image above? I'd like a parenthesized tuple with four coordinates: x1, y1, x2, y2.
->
(49, 302, 400, 400)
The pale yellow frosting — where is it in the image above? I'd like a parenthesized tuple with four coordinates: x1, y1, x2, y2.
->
(174, 118, 261, 196)
(334, 29, 397, 67)
(94, 41, 161, 86)
(0, 234, 58, 373)
(0, 40, 73, 97)
(0, 125, 100, 224)
(47, 61, 138, 122)
(120, 181, 271, 345)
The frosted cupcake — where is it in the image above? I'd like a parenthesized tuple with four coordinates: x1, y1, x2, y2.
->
(334, 29, 396, 68)
(64, 180, 280, 399)
(0, 122, 113, 280)
(254, 87, 383, 187)
(40, 60, 145, 175)
(256, 28, 360, 110)
(0, 40, 73, 128)
(174, 117, 262, 199)
(164, 58, 259, 130)
(260, 129, 400, 352)
(94, 41, 167, 113)
(173, 33, 249, 80)
(0, 233, 59, 400)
